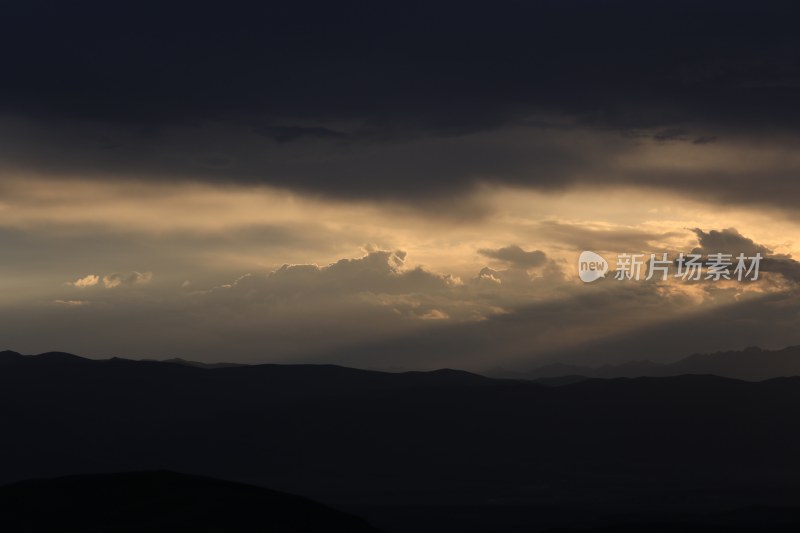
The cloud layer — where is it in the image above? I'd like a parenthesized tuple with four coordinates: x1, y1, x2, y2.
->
(0, 225, 794, 370)
(2, 2, 800, 213)
(1, 3, 799, 369)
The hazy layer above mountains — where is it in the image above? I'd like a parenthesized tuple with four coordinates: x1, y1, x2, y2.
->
(490, 345, 800, 382)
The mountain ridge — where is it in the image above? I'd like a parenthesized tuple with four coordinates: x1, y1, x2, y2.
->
(4, 349, 800, 531)
(8, 344, 800, 382)
(495, 345, 800, 382)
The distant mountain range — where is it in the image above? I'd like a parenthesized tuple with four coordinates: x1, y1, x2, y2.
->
(155, 357, 248, 369)
(5, 348, 800, 531)
(7, 344, 800, 382)
(492, 345, 800, 382)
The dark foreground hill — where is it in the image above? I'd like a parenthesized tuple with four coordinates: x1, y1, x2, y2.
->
(0, 470, 381, 532)
(5, 351, 800, 531)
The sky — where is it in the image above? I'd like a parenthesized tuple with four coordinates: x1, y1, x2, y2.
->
(1, 1, 800, 370)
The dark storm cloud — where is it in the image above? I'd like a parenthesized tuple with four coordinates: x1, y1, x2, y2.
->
(691, 228, 800, 282)
(2, 1, 800, 202)
(691, 228, 772, 256)
(478, 245, 546, 269)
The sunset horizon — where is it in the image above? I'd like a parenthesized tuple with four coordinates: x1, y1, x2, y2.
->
(3, 2, 800, 531)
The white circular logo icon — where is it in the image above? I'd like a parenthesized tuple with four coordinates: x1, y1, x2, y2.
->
(578, 251, 608, 283)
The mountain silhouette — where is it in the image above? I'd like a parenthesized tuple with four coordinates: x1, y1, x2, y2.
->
(5, 350, 800, 531)
(157, 357, 248, 369)
(0, 470, 381, 532)
(497, 345, 800, 381)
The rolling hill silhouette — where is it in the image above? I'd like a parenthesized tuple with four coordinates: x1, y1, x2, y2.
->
(0, 470, 381, 532)
(4, 349, 800, 531)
